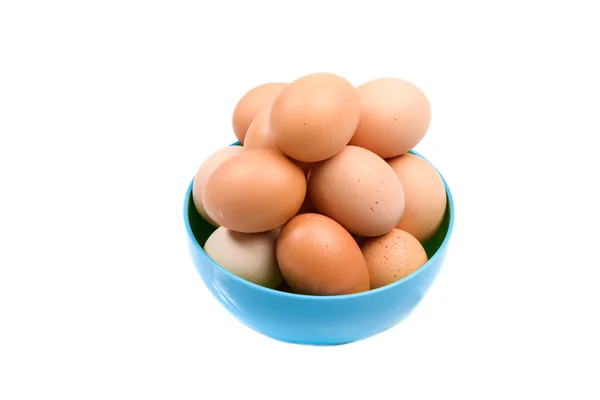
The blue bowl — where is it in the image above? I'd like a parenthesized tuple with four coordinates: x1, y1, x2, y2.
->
(183, 147, 455, 345)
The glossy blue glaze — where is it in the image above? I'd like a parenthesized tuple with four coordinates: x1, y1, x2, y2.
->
(183, 148, 455, 345)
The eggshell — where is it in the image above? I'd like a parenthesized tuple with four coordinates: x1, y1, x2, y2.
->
(360, 228, 428, 289)
(192, 145, 245, 226)
(308, 145, 405, 237)
(244, 106, 278, 150)
(350, 78, 431, 159)
(388, 153, 447, 242)
(204, 227, 283, 289)
(276, 213, 370, 296)
(203, 149, 306, 233)
(270, 73, 360, 162)
(244, 110, 318, 177)
(232, 82, 287, 144)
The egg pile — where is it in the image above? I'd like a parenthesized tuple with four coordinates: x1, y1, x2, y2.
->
(192, 72, 447, 296)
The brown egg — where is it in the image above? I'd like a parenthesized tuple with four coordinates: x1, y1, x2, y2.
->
(350, 78, 431, 159)
(203, 149, 306, 233)
(192, 145, 245, 226)
(387, 153, 447, 242)
(270, 73, 360, 162)
(244, 106, 278, 150)
(232, 82, 287, 144)
(360, 229, 428, 289)
(308, 145, 405, 237)
(276, 213, 370, 296)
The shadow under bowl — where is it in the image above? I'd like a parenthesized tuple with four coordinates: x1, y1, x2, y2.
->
(183, 147, 455, 345)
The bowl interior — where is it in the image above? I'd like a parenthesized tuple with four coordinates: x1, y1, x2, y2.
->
(187, 155, 452, 267)
(188, 190, 450, 258)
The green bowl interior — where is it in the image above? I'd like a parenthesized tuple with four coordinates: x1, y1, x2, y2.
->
(186, 187, 451, 260)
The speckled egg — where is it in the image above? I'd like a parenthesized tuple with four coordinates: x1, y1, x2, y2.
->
(359, 228, 428, 289)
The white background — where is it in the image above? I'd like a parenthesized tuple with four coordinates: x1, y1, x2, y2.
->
(1, 1, 599, 399)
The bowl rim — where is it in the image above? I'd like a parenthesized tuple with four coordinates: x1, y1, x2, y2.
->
(183, 147, 455, 301)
